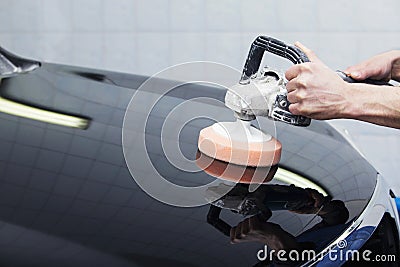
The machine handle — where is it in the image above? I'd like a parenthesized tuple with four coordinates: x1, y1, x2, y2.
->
(241, 36, 393, 86)
(241, 36, 310, 82)
(253, 36, 310, 64)
(336, 70, 393, 86)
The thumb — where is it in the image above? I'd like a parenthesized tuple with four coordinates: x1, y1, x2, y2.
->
(344, 66, 366, 80)
(294, 41, 322, 64)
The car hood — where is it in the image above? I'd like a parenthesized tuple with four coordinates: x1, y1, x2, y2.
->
(0, 63, 377, 266)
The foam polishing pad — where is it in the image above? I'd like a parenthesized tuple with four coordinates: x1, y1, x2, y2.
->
(198, 120, 281, 167)
(196, 150, 277, 184)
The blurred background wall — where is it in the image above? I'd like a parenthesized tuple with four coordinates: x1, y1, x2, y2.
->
(0, 0, 400, 188)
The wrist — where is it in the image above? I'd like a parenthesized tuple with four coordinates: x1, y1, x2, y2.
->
(387, 50, 400, 61)
(340, 83, 394, 121)
(340, 83, 364, 119)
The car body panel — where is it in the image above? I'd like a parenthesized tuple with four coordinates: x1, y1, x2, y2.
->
(0, 61, 388, 266)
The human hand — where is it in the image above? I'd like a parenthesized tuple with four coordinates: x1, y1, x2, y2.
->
(305, 188, 325, 208)
(345, 50, 400, 82)
(230, 216, 300, 251)
(285, 42, 352, 120)
(230, 215, 270, 244)
(288, 188, 325, 214)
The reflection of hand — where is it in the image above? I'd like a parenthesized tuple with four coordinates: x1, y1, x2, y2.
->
(230, 216, 269, 244)
(289, 205, 319, 215)
(345, 50, 400, 82)
(230, 216, 300, 251)
(305, 188, 324, 208)
(285, 42, 352, 120)
(287, 188, 325, 214)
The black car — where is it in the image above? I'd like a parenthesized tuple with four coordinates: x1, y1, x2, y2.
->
(0, 46, 398, 266)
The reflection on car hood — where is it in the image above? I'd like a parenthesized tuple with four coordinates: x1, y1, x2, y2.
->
(0, 63, 377, 266)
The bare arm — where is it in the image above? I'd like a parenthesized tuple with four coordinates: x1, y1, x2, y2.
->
(345, 50, 400, 82)
(343, 83, 400, 128)
(285, 43, 400, 129)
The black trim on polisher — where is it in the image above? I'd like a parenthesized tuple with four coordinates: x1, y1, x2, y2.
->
(240, 36, 310, 83)
(236, 36, 312, 126)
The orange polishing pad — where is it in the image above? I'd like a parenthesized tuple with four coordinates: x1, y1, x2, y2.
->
(198, 120, 281, 167)
(196, 150, 277, 184)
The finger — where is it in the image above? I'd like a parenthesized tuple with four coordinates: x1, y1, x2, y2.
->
(294, 41, 322, 63)
(230, 227, 236, 244)
(249, 215, 262, 233)
(285, 64, 302, 81)
(230, 226, 243, 244)
(287, 90, 296, 103)
(344, 66, 367, 80)
(289, 102, 302, 115)
(286, 80, 296, 93)
(287, 91, 302, 104)
(313, 192, 324, 207)
(241, 218, 250, 235)
(314, 197, 323, 208)
(309, 191, 323, 207)
(287, 77, 308, 93)
(234, 222, 243, 241)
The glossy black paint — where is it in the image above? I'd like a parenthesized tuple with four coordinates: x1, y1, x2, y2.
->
(0, 63, 377, 266)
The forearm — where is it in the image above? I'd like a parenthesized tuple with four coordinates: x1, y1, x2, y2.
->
(343, 83, 400, 128)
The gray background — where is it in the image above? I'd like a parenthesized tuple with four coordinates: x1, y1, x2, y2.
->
(0, 0, 399, 189)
